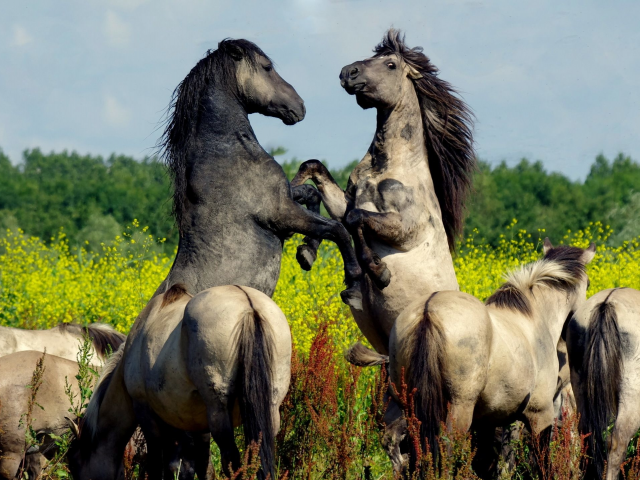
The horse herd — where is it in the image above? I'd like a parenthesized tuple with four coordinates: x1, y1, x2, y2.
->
(1, 29, 639, 480)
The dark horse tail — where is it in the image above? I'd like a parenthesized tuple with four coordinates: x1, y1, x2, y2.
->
(581, 290, 623, 480)
(236, 287, 276, 480)
(408, 292, 449, 470)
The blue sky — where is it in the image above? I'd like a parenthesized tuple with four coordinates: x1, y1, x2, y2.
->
(1, 0, 639, 179)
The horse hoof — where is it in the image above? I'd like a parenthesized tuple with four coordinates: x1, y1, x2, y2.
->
(296, 244, 317, 271)
(341, 287, 363, 311)
(369, 263, 391, 290)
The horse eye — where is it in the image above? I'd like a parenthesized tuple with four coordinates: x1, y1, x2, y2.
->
(387, 62, 396, 69)
(263, 64, 273, 72)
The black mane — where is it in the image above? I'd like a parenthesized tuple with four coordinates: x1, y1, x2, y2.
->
(373, 29, 476, 250)
(159, 39, 270, 234)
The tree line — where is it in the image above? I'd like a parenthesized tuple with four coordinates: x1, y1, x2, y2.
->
(1, 147, 639, 251)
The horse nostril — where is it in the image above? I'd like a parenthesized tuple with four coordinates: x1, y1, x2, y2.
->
(349, 67, 359, 79)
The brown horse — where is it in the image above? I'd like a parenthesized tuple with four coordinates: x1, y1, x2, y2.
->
(0, 351, 81, 480)
(387, 242, 594, 474)
(0, 323, 125, 363)
(567, 287, 640, 480)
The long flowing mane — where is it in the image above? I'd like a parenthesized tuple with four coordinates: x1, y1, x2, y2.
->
(373, 29, 476, 249)
(486, 246, 587, 315)
(159, 39, 270, 234)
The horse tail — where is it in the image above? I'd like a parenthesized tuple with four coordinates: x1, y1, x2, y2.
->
(407, 292, 449, 465)
(582, 290, 623, 480)
(235, 287, 276, 480)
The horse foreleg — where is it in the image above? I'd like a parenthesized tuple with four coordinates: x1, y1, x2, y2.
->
(345, 210, 391, 290)
(274, 200, 364, 310)
(291, 159, 347, 221)
(291, 184, 322, 271)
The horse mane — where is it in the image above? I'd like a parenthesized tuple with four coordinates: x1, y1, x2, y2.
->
(81, 342, 125, 441)
(159, 38, 270, 235)
(57, 323, 126, 360)
(486, 246, 587, 315)
(373, 29, 476, 250)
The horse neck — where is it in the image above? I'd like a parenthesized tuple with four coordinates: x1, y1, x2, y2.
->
(195, 86, 254, 138)
(530, 287, 574, 343)
(372, 84, 428, 173)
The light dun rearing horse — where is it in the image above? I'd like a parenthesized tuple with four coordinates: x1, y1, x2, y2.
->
(389, 242, 595, 474)
(567, 287, 640, 480)
(293, 29, 475, 355)
(68, 38, 338, 480)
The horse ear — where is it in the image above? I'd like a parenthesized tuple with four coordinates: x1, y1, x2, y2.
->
(65, 416, 80, 438)
(581, 243, 596, 264)
(543, 237, 554, 255)
(406, 64, 422, 80)
(226, 44, 244, 61)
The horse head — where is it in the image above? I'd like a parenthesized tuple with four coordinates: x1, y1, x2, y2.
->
(220, 39, 305, 125)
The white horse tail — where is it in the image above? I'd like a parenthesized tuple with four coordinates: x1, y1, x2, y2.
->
(235, 286, 276, 480)
(407, 292, 449, 467)
(582, 289, 623, 480)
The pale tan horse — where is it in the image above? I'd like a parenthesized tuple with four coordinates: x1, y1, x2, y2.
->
(567, 287, 640, 480)
(0, 351, 81, 480)
(386, 243, 595, 474)
(292, 29, 475, 354)
(0, 323, 125, 363)
(67, 285, 291, 480)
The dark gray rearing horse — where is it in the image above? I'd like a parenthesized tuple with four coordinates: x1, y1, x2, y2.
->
(67, 39, 363, 480)
(156, 39, 363, 308)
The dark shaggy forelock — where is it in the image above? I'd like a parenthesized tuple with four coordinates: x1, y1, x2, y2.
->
(160, 39, 270, 234)
(373, 29, 476, 250)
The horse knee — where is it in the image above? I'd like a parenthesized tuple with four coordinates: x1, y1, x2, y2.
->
(0, 452, 23, 480)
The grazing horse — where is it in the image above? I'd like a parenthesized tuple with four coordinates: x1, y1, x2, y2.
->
(567, 287, 640, 480)
(67, 38, 322, 480)
(0, 351, 81, 480)
(67, 285, 290, 480)
(0, 323, 125, 363)
(386, 242, 594, 474)
(292, 29, 475, 354)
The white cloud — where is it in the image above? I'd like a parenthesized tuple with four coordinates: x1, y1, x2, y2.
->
(12, 25, 33, 47)
(104, 10, 130, 47)
(104, 94, 131, 127)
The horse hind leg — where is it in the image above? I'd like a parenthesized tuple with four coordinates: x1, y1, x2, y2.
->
(207, 400, 241, 477)
(605, 404, 640, 480)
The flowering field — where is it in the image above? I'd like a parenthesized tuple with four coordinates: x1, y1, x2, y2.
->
(2, 221, 638, 353)
(1, 222, 640, 478)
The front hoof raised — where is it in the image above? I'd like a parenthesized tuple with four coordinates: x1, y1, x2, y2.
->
(368, 262, 391, 290)
(340, 286, 363, 311)
(296, 244, 317, 271)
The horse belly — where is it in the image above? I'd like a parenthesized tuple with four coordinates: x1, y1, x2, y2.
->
(361, 241, 459, 340)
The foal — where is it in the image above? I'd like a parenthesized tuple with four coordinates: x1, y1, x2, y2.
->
(388, 241, 595, 473)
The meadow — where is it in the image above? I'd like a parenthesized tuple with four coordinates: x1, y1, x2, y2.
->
(1, 221, 640, 479)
